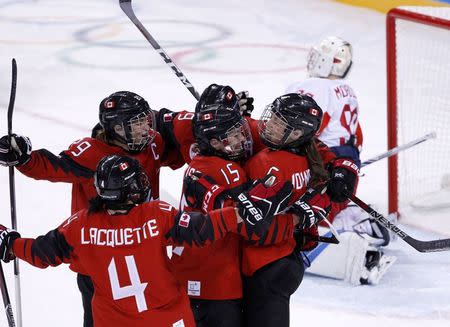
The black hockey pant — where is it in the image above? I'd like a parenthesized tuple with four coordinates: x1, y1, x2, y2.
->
(242, 252, 305, 327)
(77, 273, 94, 327)
(190, 298, 243, 327)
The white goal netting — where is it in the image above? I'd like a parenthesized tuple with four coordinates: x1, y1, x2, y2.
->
(390, 7, 450, 223)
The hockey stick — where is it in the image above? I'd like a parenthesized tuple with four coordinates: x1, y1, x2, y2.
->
(360, 132, 436, 168)
(0, 262, 15, 327)
(6, 59, 22, 327)
(346, 191, 450, 252)
(318, 217, 340, 244)
(119, 0, 200, 100)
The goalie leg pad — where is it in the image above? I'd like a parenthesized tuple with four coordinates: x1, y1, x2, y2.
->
(306, 231, 369, 284)
(360, 252, 397, 285)
(305, 230, 397, 285)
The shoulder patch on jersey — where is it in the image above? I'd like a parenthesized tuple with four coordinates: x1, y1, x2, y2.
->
(163, 113, 174, 122)
(178, 213, 191, 228)
(189, 143, 200, 160)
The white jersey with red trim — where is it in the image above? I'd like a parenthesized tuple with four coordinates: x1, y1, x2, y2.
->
(286, 77, 363, 150)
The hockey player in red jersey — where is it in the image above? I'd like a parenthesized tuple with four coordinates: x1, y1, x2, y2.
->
(0, 154, 293, 327)
(241, 93, 339, 327)
(158, 82, 334, 170)
(177, 104, 300, 327)
(0, 91, 169, 327)
(157, 83, 264, 166)
(182, 94, 350, 326)
(174, 105, 252, 327)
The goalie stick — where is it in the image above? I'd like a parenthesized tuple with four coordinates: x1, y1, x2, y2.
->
(119, 0, 200, 100)
(346, 191, 450, 252)
(6, 59, 22, 327)
(360, 132, 436, 168)
(0, 263, 15, 327)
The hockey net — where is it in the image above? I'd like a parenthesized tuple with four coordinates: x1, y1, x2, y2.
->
(387, 7, 450, 229)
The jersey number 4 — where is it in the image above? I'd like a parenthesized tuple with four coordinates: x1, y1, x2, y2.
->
(108, 256, 148, 312)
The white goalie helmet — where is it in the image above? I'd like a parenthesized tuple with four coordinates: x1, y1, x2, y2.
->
(307, 36, 353, 78)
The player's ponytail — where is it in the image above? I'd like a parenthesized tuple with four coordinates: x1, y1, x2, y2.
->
(304, 139, 328, 187)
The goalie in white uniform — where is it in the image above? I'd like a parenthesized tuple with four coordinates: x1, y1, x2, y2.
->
(286, 36, 396, 285)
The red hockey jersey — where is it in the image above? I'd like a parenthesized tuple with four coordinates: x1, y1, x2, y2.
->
(242, 148, 312, 276)
(175, 155, 296, 292)
(12, 201, 240, 327)
(174, 155, 247, 300)
(158, 109, 265, 166)
(17, 135, 165, 214)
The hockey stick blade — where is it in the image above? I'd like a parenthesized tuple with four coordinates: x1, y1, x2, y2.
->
(347, 192, 450, 252)
(361, 132, 436, 168)
(119, 0, 200, 100)
(317, 234, 339, 244)
(7, 59, 17, 137)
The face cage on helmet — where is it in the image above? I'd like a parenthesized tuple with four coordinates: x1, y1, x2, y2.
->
(111, 110, 156, 152)
(258, 105, 308, 149)
(307, 41, 352, 79)
(330, 40, 352, 78)
(127, 172, 151, 204)
(307, 47, 334, 78)
(215, 120, 253, 161)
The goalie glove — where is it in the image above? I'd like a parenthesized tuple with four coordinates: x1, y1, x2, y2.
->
(236, 91, 254, 117)
(0, 134, 32, 167)
(234, 175, 293, 238)
(0, 224, 20, 263)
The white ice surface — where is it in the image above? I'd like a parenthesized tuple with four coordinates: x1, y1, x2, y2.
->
(0, 0, 449, 326)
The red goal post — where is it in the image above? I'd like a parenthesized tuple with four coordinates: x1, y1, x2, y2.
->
(387, 7, 450, 217)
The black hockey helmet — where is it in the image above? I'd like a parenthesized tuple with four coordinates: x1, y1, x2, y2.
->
(195, 84, 239, 113)
(94, 154, 150, 211)
(194, 104, 253, 161)
(99, 91, 156, 152)
(258, 93, 323, 149)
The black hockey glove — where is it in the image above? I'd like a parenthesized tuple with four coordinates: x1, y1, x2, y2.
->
(236, 91, 254, 117)
(327, 158, 359, 202)
(289, 185, 331, 229)
(294, 226, 319, 253)
(183, 172, 228, 212)
(234, 175, 293, 238)
(166, 211, 214, 247)
(0, 225, 20, 263)
(91, 123, 103, 138)
(0, 134, 32, 167)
